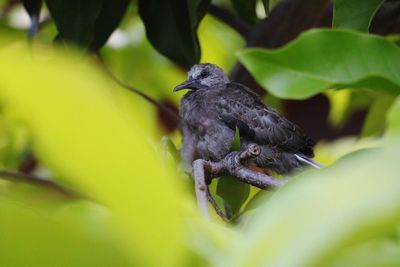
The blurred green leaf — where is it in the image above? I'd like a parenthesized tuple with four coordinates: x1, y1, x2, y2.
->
(362, 93, 395, 137)
(333, 0, 383, 32)
(231, 0, 258, 25)
(0, 196, 133, 267)
(238, 29, 400, 99)
(138, 0, 211, 69)
(216, 175, 250, 219)
(327, 239, 400, 267)
(386, 95, 400, 139)
(218, 142, 400, 267)
(0, 43, 187, 267)
(45, 0, 129, 50)
(243, 189, 271, 212)
(161, 136, 181, 162)
(325, 89, 352, 128)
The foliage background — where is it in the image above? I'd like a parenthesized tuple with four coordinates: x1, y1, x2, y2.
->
(0, 0, 399, 266)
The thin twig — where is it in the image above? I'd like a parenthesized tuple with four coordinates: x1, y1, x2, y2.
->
(0, 170, 85, 199)
(96, 54, 180, 125)
(208, 4, 251, 38)
(206, 187, 228, 222)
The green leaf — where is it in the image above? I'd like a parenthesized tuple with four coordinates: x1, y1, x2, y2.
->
(231, 0, 258, 25)
(0, 197, 133, 267)
(0, 44, 186, 267)
(161, 136, 181, 162)
(361, 93, 395, 137)
(44, 0, 129, 50)
(216, 176, 250, 219)
(238, 29, 400, 99)
(327, 239, 400, 267)
(386, 95, 400, 139)
(89, 0, 130, 51)
(230, 127, 241, 151)
(243, 189, 272, 212)
(138, 0, 211, 69)
(333, 0, 383, 32)
(217, 142, 400, 267)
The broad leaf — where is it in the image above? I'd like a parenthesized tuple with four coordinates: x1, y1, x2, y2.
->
(326, 239, 400, 267)
(0, 198, 133, 267)
(138, 0, 211, 69)
(333, 0, 383, 32)
(44, 0, 129, 50)
(238, 29, 400, 99)
(217, 175, 250, 219)
(217, 142, 400, 267)
(0, 43, 186, 267)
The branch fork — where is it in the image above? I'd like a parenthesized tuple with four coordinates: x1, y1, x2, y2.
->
(192, 144, 284, 220)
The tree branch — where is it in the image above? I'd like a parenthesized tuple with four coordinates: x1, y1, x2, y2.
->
(192, 144, 284, 220)
(192, 159, 210, 219)
(208, 4, 252, 38)
(0, 170, 85, 199)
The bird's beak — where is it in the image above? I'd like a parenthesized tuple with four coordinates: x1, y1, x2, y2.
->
(173, 79, 201, 92)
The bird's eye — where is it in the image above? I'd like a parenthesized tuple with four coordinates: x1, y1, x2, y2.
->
(199, 70, 208, 78)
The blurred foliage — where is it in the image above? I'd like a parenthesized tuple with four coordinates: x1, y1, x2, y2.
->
(0, 0, 399, 267)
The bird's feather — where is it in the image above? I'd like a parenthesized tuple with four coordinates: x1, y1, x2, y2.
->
(216, 83, 315, 157)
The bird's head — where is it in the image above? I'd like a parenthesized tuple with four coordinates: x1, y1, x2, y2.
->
(173, 63, 230, 92)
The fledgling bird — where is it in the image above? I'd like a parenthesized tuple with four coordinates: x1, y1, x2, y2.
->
(174, 63, 319, 175)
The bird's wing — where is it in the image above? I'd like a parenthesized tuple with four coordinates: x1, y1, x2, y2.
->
(216, 82, 315, 157)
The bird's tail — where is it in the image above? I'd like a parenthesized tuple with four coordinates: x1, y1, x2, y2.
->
(294, 154, 323, 169)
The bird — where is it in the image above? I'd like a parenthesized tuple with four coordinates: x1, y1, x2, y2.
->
(173, 63, 320, 175)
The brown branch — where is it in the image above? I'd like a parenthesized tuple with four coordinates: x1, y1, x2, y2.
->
(208, 4, 251, 38)
(95, 54, 180, 125)
(207, 144, 284, 188)
(0, 169, 85, 199)
(192, 144, 284, 220)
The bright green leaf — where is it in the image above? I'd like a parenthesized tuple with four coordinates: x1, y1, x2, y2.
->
(0, 43, 186, 267)
(218, 142, 400, 267)
(327, 239, 400, 267)
(325, 89, 352, 128)
(333, 0, 383, 32)
(0, 196, 133, 267)
(238, 29, 400, 99)
(230, 127, 241, 151)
